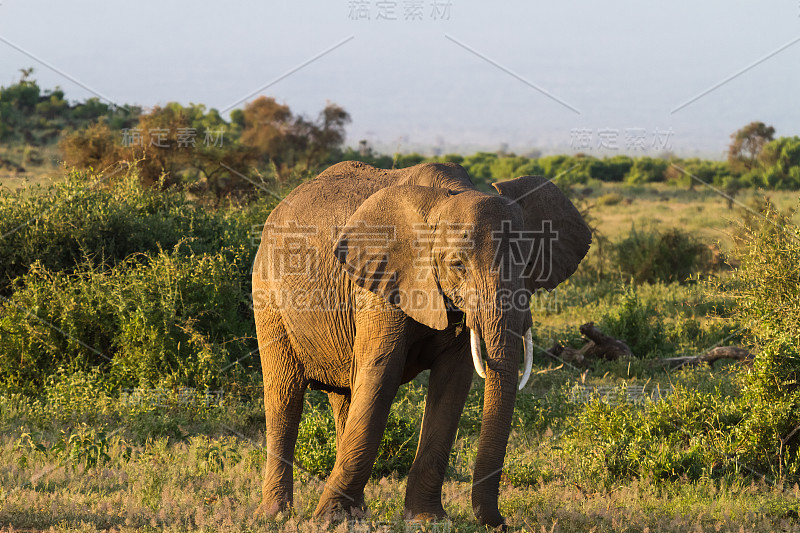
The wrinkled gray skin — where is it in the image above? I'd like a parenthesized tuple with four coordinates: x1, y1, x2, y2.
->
(252, 161, 591, 527)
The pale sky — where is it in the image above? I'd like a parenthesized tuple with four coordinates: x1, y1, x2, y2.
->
(1, 0, 798, 158)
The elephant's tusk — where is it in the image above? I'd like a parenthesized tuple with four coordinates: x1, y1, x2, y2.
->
(470, 328, 486, 378)
(519, 328, 533, 390)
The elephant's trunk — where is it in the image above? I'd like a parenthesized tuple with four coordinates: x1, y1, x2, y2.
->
(470, 326, 520, 527)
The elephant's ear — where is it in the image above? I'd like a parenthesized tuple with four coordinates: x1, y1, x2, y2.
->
(334, 185, 452, 330)
(493, 176, 591, 291)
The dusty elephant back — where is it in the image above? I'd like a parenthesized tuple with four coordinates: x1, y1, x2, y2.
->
(258, 161, 477, 278)
(270, 160, 476, 234)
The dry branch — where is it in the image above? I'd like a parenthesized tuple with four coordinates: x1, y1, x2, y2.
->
(543, 322, 753, 374)
(658, 346, 754, 370)
(546, 342, 586, 367)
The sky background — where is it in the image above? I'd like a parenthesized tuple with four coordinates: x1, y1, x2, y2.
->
(0, 0, 798, 159)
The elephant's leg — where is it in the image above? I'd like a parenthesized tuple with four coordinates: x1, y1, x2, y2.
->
(327, 391, 351, 446)
(257, 316, 306, 516)
(314, 305, 408, 518)
(404, 337, 473, 519)
(327, 391, 365, 509)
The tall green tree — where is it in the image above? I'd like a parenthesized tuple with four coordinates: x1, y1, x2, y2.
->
(728, 121, 775, 174)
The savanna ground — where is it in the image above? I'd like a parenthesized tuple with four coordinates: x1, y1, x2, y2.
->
(0, 168, 799, 533)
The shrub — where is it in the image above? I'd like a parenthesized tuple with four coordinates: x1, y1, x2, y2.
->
(566, 386, 740, 487)
(373, 393, 420, 478)
(0, 169, 272, 295)
(504, 457, 554, 487)
(721, 201, 800, 480)
(190, 435, 241, 474)
(295, 395, 338, 477)
(59, 120, 124, 171)
(626, 157, 669, 184)
(611, 225, 712, 284)
(0, 167, 278, 392)
(756, 136, 800, 190)
(589, 155, 633, 182)
(596, 192, 623, 206)
(489, 155, 545, 181)
(0, 246, 255, 392)
(393, 152, 425, 169)
(599, 288, 670, 358)
(295, 390, 420, 479)
(17, 424, 113, 470)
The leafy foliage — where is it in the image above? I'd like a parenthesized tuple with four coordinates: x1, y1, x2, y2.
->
(0, 169, 275, 392)
(728, 121, 775, 174)
(611, 225, 712, 284)
(6, 75, 800, 197)
(0, 69, 139, 145)
(626, 157, 669, 184)
(0, 247, 255, 392)
(722, 201, 800, 479)
(598, 288, 670, 358)
(295, 390, 420, 479)
(565, 386, 741, 486)
(756, 136, 800, 190)
(58, 96, 350, 199)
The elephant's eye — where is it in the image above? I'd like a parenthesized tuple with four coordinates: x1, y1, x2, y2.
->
(450, 258, 466, 273)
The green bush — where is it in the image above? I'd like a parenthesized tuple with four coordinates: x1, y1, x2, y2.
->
(589, 155, 633, 182)
(0, 245, 255, 392)
(722, 202, 800, 480)
(295, 396, 338, 477)
(0, 168, 278, 392)
(393, 152, 426, 169)
(596, 192, 623, 206)
(757, 136, 800, 190)
(17, 423, 113, 470)
(489, 155, 545, 181)
(566, 386, 740, 487)
(504, 457, 554, 487)
(0, 367, 259, 444)
(0, 169, 272, 295)
(296, 389, 420, 479)
(626, 157, 669, 184)
(611, 226, 712, 284)
(190, 435, 242, 474)
(599, 288, 670, 358)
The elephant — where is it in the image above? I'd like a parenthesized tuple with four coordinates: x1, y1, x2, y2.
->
(252, 161, 591, 527)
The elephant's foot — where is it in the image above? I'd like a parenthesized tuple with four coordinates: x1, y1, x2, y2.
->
(255, 498, 291, 518)
(257, 485, 294, 518)
(404, 489, 447, 522)
(473, 501, 506, 530)
(403, 506, 447, 522)
(314, 489, 366, 521)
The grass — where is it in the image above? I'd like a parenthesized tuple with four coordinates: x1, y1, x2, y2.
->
(0, 143, 63, 189)
(578, 181, 800, 248)
(1, 370, 797, 532)
(0, 352, 793, 532)
(2, 450, 795, 532)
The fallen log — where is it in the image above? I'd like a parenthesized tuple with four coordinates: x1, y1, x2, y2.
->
(579, 322, 633, 360)
(659, 346, 754, 370)
(545, 342, 586, 367)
